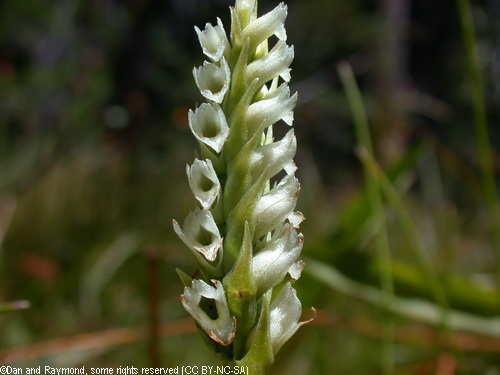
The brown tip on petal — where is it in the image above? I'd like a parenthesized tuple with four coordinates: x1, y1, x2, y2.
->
(293, 183, 301, 199)
(207, 316, 237, 346)
(299, 307, 317, 327)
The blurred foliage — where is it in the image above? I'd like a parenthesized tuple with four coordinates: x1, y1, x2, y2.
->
(0, 0, 499, 373)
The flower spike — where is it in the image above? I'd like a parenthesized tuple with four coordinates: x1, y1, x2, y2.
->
(174, 0, 311, 371)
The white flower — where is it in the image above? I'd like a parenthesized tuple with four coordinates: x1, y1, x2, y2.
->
(254, 174, 300, 238)
(251, 129, 297, 179)
(246, 83, 297, 136)
(252, 224, 303, 294)
(193, 58, 231, 103)
(181, 279, 236, 346)
(195, 17, 230, 62)
(246, 40, 294, 85)
(188, 103, 229, 153)
(173, 208, 223, 262)
(242, 2, 287, 49)
(187, 159, 221, 209)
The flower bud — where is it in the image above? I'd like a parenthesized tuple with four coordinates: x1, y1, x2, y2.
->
(188, 103, 229, 153)
(235, 0, 257, 29)
(181, 279, 236, 346)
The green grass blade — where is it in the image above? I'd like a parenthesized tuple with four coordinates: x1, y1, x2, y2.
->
(456, 0, 500, 291)
(337, 61, 394, 375)
(305, 258, 500, 337)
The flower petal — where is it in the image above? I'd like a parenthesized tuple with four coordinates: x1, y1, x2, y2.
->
(269, 282, 302, 354)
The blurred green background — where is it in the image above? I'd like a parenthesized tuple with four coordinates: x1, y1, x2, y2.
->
(1, 0, 499, 373)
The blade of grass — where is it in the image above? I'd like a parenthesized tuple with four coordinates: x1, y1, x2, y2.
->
(456, 0, 500, 292)
(304, 258, 500, 337)
(337, 61, 394, 375)
(356, 146, 449, 320)
(80, 232, 141, 319)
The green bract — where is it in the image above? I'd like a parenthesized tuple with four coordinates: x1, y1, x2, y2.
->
(173, 1, 312, 372)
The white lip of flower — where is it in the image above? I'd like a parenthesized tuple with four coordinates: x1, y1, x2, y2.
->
(288, 259, 304, 280)
(193, 58, 231, 103)
(269, 282, 313, 354)
(246, 40, 294, 85)
(252, 224, 303, 295)
(254, 174, 300, 238)
(195, 17, 230, 62)
(172, 207, 223, 262)
(187, 159, 221, 209)
(181, 279, 236, 346)
(242, 2, 287, 49)
(188, 103, 230, 153)
(287, 211, 305, 228)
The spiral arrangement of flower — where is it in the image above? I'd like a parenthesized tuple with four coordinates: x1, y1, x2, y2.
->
(173, 1, 311, 372)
